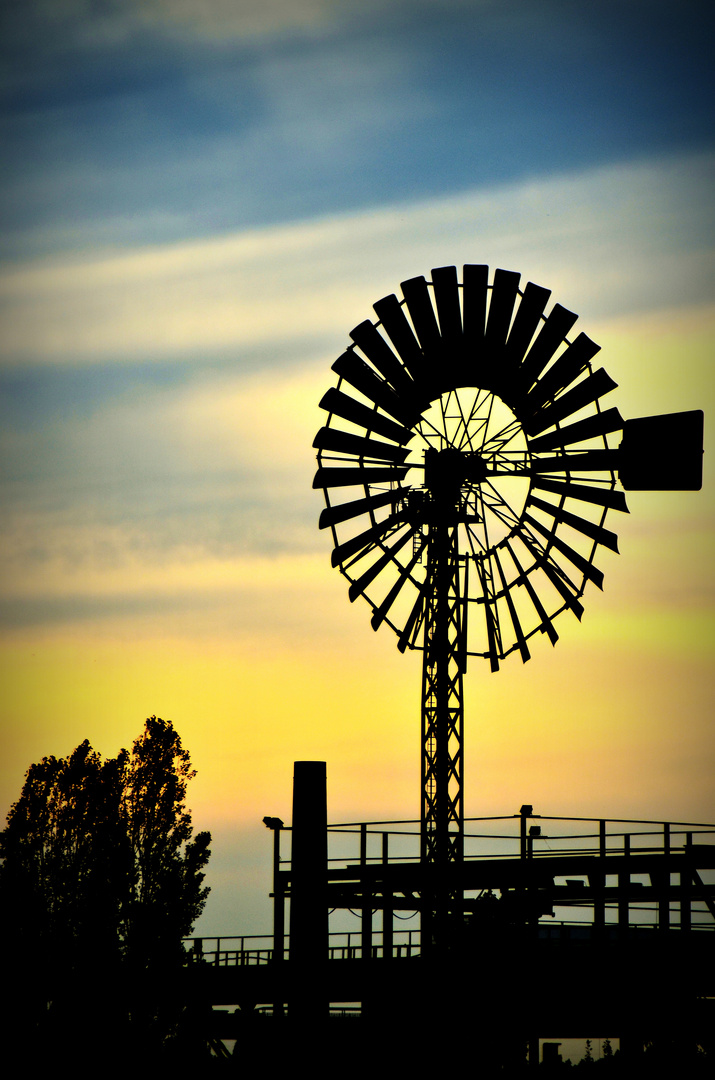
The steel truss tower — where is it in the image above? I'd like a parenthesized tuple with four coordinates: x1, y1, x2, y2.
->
(420, 521, 464, 871)
(420, 520, 465, 945)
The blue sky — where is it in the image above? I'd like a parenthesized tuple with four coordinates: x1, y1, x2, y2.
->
(2, 1, 713, 258)
(1, 0, 714, 938)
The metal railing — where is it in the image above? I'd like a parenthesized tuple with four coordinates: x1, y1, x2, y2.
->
(184, 929, 422, 965)
(189, 812, 714, 961)
(184, 935, 274, 967)
(327, 928, 420, 959)
(313, 814, 715, 868)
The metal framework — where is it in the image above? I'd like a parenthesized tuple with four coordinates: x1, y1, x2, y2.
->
(420, 522, 464, 869)
(187, 810, 715, 1063)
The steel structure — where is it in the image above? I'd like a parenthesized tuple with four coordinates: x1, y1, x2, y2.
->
(188, 811, 715, 1066)
(313, 264, 703, 940)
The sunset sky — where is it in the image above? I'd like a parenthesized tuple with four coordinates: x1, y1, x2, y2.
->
(1, 1, 713, 937)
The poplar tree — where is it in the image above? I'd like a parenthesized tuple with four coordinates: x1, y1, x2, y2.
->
(0, 716, 211, 1058)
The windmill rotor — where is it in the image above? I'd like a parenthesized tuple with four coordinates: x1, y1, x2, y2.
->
(314, 265, 639, 672)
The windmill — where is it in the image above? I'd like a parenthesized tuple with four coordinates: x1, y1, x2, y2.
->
(312, 265, 703, 945)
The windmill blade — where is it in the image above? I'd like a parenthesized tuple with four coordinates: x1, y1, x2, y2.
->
(371, 550, 423, 630)
(530, 476, 629, 512)
(475, 561, 501, 671)
(319, 488, 405, 529)
(527, 495, 619, 552)
(523, 513, 605, 589)
(503, 282, 551, 367)
(373, 293, 426, 381)
(481, 269, 521, 388)
(431, 265, 462, 343)
(517, 530, 585, 619)
(483, 605, 502, 671)
(527, 407, 624, 454)
(348, 527, 415, 602)
(349, 320, 418, 399)
(486, 269, 521, 350)
(504, 539, 559, 644)
(313, 426, 409, 463)
(401, 275, 441, 354)
(397, 578, 430, 652)
(493, 549, 530, 662)
(319, 388, 414, 446)
(431, 264, 467, 387)
(523, 368, 618, 436)
(540, 560, 585, 619)
(507, 303, 578, 406)
(461, 263, 489, 389)
(462, 263, 489, 350)
(313, 465, 409, 489)
(529, 450, 620, 473)
(331, 513, 406, 566)
(332, 351, 414, 425)
(459, 559, 469, 673)
(522, 334, 601, 415)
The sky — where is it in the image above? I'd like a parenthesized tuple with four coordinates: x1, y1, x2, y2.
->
(1, 0, 714, 938)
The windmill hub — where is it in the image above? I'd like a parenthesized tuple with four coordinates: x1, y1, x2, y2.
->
(424, 445, 487, 493)
(463, 451, 490, 484)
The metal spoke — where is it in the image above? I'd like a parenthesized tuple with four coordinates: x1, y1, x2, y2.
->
(459, 390, 492, 452)
(481, 479, 526, 530)
(453, 390, 474, 451)
(482, 417, 526, 454)
(477, 391, 496, 453)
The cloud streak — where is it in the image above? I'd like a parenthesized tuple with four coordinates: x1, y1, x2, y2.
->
(3, 2, 713, 261)
(2, 151, 713, 369)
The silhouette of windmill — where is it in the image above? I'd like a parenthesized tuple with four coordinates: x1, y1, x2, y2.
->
(313, 264, 703, 945)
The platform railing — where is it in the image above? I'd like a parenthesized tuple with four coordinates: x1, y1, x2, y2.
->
(184, 906, 714, 968)
(191, 813, 714, 963)
(307, 815, 715, 871)
(184, 928, 423, 965)
(316, 813, 715, 936)
(183, 935, 274, 967)
(326, 928, 421, 959)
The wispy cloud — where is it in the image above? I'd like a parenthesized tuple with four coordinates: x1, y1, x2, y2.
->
(132, 0, 352, 41)
(1, 1, 482, 53)
(2, 0, 340, 53)
(4, 2, 712, 261)
(2, 152, 712, 368)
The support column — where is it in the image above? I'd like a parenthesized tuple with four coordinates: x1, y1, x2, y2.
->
(591, 820, 606, 936)
(618, 833, 630, 933)
(421, 522, 464, 950)
(658, 823, 670, 932)
(382, 832, 393, 960)
(681, 833, 692, 931)
(289, 761, 328, 1021)
(360, 823, 372, 961)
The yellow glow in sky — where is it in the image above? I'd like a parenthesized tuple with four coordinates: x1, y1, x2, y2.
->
(2, 159, 713, 938)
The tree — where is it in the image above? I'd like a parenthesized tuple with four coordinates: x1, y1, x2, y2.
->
(122, 717, 211, 966)
(0, 717, 211, 1059)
